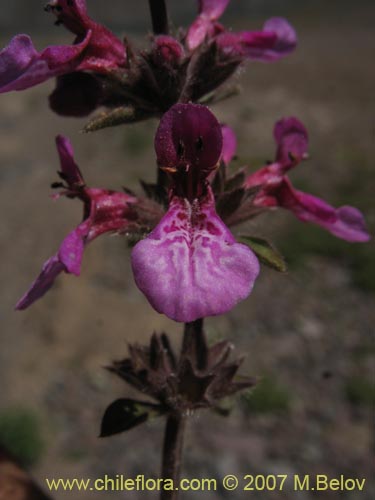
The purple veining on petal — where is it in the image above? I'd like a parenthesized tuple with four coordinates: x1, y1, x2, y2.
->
(277, 179, 370, 242)
(274, 117, 308, 168)
(221, 125, 237, 165)
(155, 103, 222, 173)
(131, 187, 259, 322)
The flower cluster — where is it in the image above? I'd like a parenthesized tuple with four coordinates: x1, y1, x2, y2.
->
(0, 0, 295, 123)
(0, 1, 370, 325)
(16, 136, 163, 310)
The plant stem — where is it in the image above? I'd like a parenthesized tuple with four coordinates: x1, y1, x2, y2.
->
(148, 0, 169, 35)
(182, 318, 203, 355)
(160, 414, 186, 499)
(160, 319, 203, 499)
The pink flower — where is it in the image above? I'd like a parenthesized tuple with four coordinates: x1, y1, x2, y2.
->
(16, 135, 137, 310)
(131, 104, 259, 322)
(187, 0, 297, 62)
(0, 1, 126, 94)
(245, 118, 370, 243)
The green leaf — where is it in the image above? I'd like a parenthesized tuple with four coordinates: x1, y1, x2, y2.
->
(100, 399, 164, 437)
(82, 107, 149, 133)
(240, 235, 287, 272)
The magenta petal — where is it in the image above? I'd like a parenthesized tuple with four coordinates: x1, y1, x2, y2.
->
(47, 1, 89, 34)
(198, 0, 231, 19)
(155, 103, 222, 171)
(58, 224, 88, 274)
(216, 30, 275, 58)
(16, 223, 88, 310)
(245, 163, 283, 192)
(0, 33, 90, 93)
(262, 17, 297, 60)
(0, 35, 38, 90)
(186, 16, 216, 51)
(332, 206, 371, 242)
(278, 180, 370, 242)
(46, 1, 126, 72)
(218, 17, 297, 61)
(15, 256, 65, 310)
(221, 125, 237, 165)
(187, 0, 229, 50)
(55, 135, 85, 187)
(274, 117, 309, 167)
(131, 189, 259, 322)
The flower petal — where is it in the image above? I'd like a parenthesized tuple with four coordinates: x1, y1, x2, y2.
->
(274, 117, 308, 167)
(245, 163, 283, 193)
(0, 33, 90, 93)
(198, 0, 231, 19)
(58, 223, 88, 274)
(186, 0, 229, 50)
(221, 125, 237, 165)
(46, 1, 90, 34)
(155, 103, 222, 172)
(56, 135, 85, 187)
(216, 18, 296, 61)
(131, 189, 259, 322)
(47, 1, 127, 72)
(278, 179, 370, 242)
(15, 256, 66, 310)
(0, 35, 38, 89)
(261, 17, 297, 60)
(15, 221, 89, 311)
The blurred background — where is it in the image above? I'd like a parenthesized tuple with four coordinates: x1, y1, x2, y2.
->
(0, 1, 374, 498)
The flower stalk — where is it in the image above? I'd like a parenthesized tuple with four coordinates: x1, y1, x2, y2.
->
(148, 0, 169, 35)
(160, 414, 186, 500)
(160, 319, 203, 500)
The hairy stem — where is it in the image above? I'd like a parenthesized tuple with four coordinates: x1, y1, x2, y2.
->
(160, 319, 203, 499)
(160, 414, 186, 499)
(148, 0, 169, 35)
